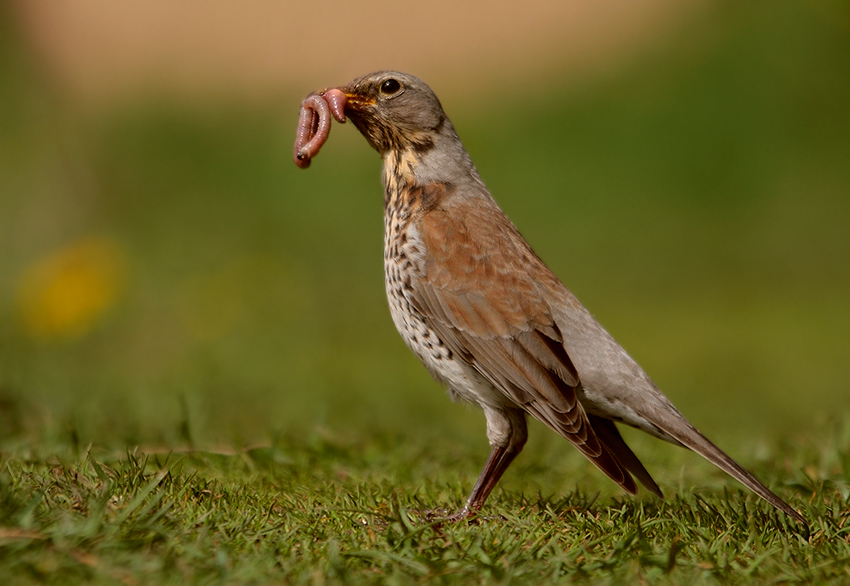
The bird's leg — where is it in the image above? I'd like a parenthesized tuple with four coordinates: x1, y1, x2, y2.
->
(440, 407, 527, 522)
(447, 445, 520, 521)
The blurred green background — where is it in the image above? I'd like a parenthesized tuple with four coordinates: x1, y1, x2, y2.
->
(0, 1, 848, 483)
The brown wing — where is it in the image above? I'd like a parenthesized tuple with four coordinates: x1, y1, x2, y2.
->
(411, 194, 653, 495)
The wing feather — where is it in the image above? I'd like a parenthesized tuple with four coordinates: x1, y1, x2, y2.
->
(410, 196, 654, 495)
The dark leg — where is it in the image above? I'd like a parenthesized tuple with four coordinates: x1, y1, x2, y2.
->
(447, 445, 520, 521)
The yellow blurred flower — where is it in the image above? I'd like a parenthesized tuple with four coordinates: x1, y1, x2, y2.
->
(17, 236, 127, 340)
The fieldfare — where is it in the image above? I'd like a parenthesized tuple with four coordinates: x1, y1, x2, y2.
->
(293, 71, 805, 524)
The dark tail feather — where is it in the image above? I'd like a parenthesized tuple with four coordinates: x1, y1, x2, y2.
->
(666, 427, 806, 525)
(527, 403, 639, 495)
(589, 414, 664, 499)
(653, 415, 807, 525)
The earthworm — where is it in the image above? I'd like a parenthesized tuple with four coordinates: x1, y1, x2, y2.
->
(324, 89, 347, 123)
(294, 89, 347, 169)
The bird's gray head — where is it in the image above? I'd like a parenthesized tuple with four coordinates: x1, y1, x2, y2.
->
(337, 71, 447, 154)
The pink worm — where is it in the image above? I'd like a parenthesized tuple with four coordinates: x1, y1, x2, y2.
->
(293, 89, 347, 169)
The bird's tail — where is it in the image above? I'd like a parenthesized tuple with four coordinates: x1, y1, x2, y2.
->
(588, 414, 664, 498)
(651, 407, 806, 525)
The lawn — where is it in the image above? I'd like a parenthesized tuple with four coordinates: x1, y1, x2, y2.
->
(0, 425, 848, 584)
(1, 2, 849, 583)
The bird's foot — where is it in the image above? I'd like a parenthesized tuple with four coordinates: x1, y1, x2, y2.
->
(422, 506, 505, 525)
(422, 506, 475, 524)
(445, 506, 477, 523)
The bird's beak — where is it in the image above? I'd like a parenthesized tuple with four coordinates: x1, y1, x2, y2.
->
(342, 90, 374, 113)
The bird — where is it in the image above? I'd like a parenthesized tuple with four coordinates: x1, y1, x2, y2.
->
(296, 70, 805, 524)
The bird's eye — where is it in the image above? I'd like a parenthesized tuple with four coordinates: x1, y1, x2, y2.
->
(380, 78, 402, 95)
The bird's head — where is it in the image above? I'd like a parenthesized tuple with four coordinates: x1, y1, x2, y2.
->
(336, 71, 447, 154)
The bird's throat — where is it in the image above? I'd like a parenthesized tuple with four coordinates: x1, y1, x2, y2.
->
(382, 148, 420, 212)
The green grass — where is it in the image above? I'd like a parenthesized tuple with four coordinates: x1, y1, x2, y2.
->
(1, 1, 850, 583)
(0, 422, 848, 585)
